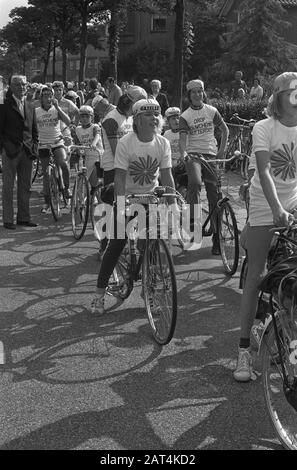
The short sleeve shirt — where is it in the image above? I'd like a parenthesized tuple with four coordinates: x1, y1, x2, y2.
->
(250, 117, 297, 211)
(114, 132, 172, 195)
(163, 129, 181, 165)
(35, 106, 62, 145)
(179, 104, 223, 155)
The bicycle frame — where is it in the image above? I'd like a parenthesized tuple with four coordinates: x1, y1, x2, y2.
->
(184, 152, 239, 235)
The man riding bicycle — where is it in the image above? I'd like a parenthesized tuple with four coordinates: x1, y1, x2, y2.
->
(179, 79, 229, 255)
(35, 86, 72, 213)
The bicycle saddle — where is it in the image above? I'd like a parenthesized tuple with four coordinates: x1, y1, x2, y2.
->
(259, 255, 297, 294)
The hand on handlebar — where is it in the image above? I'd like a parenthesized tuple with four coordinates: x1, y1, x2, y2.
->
(272, 208, 295, 228)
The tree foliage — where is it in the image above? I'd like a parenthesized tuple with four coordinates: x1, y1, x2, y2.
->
(224, 0, 296, 78)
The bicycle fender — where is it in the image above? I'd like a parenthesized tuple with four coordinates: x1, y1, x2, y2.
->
(257, 313, 282, 356)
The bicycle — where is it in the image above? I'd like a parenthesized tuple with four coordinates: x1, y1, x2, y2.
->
(225, 113, 256, 180)
(31, 157, 43, 185)
(239, 223, 297, 449)
(173, 152, 241, 275)
(41, 144, 69, 221)
(69, 145, 103, 240)
(105, 186, 184, 345)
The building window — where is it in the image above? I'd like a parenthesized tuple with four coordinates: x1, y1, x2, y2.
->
(88, 59, 92, 69)
(31, 58, 38, 70)
(151, 14, 167, 32)
(76, 60, 80, 71)
(69, 61, 74, 71)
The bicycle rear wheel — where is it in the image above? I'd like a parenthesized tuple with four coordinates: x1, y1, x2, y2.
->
(142, 239, 177, 345)
(31, 158, 40, 184)
(240, 154, 249, 180)
(48, 165, 60, 221)
(217, 201, 239, 275)
(262, 319, 297, 450)
(71, 174, 89, 240)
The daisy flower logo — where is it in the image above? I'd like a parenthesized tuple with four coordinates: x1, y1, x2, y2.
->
(271, 142, 297, 181)
(129, 155, 159, 185)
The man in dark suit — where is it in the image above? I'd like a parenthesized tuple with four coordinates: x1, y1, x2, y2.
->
(0, 75, 39, 229)
(148, 79, 170, 116)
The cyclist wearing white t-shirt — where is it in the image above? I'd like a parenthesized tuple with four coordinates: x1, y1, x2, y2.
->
(163, 107, 182, 168)
(52, 81, 80, 147)
(90, 99, 176, 315)
(179, 79, 229, 255)
(101, 85, 148, 188)
(234, 72, 297, 382)
(36, 87, 72, 212)
(74, 105, 103, 189)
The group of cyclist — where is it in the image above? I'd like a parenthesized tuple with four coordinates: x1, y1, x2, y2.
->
(2, 71, 297, 386)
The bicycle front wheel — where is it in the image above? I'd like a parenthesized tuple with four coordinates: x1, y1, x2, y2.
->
(142, 239, 177, 345)
(262, 320, 297, 450)
(217, 201, 239, 275)
(71, 174, 89, 240)
(48, 165, 60, 221)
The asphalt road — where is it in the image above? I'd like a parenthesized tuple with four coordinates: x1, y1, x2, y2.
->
(0, 171, 284, 451)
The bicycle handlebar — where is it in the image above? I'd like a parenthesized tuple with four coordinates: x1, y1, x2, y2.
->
(125, 186, 184, 205)
(69, 144, 101, 155)
(230, 113, 256, 126)
(184, 151, 242, 164)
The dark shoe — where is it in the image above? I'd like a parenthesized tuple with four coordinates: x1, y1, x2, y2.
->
(3, 222, 16, 230)
(17, 221, 38, 227)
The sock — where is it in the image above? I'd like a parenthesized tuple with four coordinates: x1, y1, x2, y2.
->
(239, 338, 250, 349)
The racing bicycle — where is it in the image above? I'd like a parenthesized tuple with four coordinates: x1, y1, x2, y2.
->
(69, 145, 103, 240)
(239, 224, 297, 449)
(173, 152, 241, 275)
(106, 186, 184, 345)
(225, 113, 256, 180)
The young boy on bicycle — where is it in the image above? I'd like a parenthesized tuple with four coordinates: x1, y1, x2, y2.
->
(36, 86, 72, 213)
(74, 105, 104, 191)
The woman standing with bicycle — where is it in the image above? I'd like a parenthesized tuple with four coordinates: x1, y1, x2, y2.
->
(234, 72, 297, 382)
(179, 79, 229, 254)
(36, 87, 72, 213)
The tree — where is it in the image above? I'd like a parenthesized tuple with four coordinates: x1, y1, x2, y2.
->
(29, 0, 81, 82)
(189, 5, 225, 82)
(0, 6, 56, 81)
(70, 0, 108, 83)
(225, 0, 295, 79)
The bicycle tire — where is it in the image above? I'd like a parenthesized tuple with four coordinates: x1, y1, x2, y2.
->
(48, 165, 60, 221)
(108, 243, 133, 300)
(31, 158, 39, 184)
(174, 187, 193, 249)
(90, 187, 101, 230)
(262, 320, 297, 450)
(71, 174, 89, 240)
(217, 201, 239, 275)
(225, 137, 241, 172)
(142, 239, 177, 345)
(240, 154, 249, 180)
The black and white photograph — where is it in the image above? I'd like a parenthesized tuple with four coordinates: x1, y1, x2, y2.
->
(1, 0, 297, 455)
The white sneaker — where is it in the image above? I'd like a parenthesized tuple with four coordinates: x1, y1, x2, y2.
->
(233, 348, 252, 382)
(90, 293, 105, 315)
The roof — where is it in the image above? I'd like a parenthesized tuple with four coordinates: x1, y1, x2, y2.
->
(219, 0, 297, 16)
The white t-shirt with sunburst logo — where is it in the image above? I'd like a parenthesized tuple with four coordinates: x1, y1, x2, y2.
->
(114, 132, 172, 195)
(249, 117, 297, 225)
